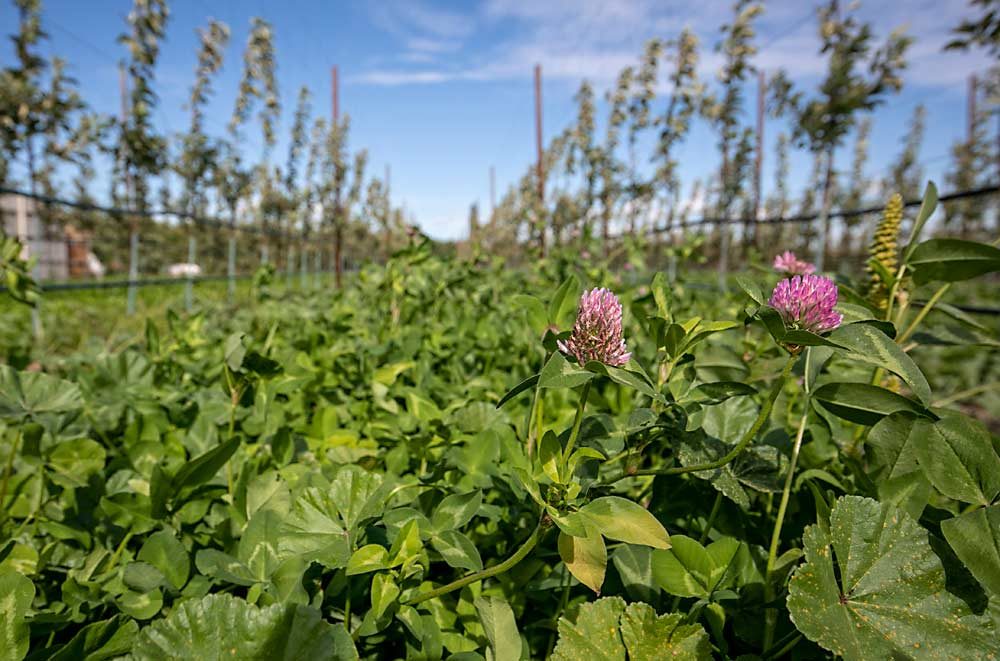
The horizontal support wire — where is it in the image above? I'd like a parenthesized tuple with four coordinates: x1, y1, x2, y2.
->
(0, 186, 293, 238)
(611, 183, 1000, 239)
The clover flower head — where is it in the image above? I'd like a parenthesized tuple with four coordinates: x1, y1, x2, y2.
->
(773, 251, 816, 276)
(557, 288, 631, 367)
(768, 275, 843, 335)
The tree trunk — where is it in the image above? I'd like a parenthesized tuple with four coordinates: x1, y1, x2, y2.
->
(334, 214, 343, 289)
(814, 149, 835, 272)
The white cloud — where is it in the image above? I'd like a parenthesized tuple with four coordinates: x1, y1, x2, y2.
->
(360, 0, 991, 91)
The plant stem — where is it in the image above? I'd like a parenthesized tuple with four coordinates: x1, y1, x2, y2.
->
(0, 426, 23, 517)
(933, 382, 999, 408)
(604, 355, 795, 485)
(699, 492, 723, 545)
(562, 381, 592, 467)
(525, 381, 542, 461)
(882, 264, 907, 322)
(896, 283, 950, 345)
(344, 578, 352, 634)
(108, 530, 135, 570)
(403, 517, 544, 605)
(763, 407, 809, 651)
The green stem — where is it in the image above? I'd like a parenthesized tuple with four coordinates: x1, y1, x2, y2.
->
(562, 381, 592, 468)
(763, 407, 810, 651)
(0, 426, 23, 517)
(403, 517, 544, 605)
(882, 264, 907, 322)
(525, 351, 551, 462)
(344, 578, 352, 633)
(896, 283, 950, 345)
(699, 492, 723, 545)
(933, 382, 999, 408)
(108, 530, 135, 570)
(604, 355, 795, 485)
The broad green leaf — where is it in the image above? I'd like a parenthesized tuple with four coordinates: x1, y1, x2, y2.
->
(651, 535, 740, 598)
(612, 545, 658, 603)
(901, 181, 938, 262)
(512, 294, 547, 333)
(373, 361, 415, 386)
(47, 438, 106, 488)
(431, 530, 483, 572)
(865, 412, 923, 481)
(619, 602, 711, 660)
(813, 382, 929, 425)
(539, 352, 594, 389)
(123, 562, 166, 592)
(474, 596, 521, 661)
(682, 320, 741, 353)
(224, 332, 247, 372)
(137, 531, 189, 591)
(550, 597, 710, 661)
(538, 431, 562, 484)
(941, 505, 1000, 596)
(327, 464, 387, 535)
(908, 238, 1000, 285)
(240, 509, 284, 581)
(496, 374, 539, 409)
(430, 490, 481, 533)
(130, 593, 357, 660)
(550, 596, 626, 661)
(388, 520, 423, 569)
(788, 495, 996, 660)
(172, 436, 240, 495)
(346, 544, 390, 576)
(693, 381, 756, 404)
(735, 275, 765, 306)
(911, 413, 1000, 506)
(48, 615, 138, 661)
(548, 276, 580, 329)
(118, 589, 162, 620)
(584, 362, 657, 398)
(371, 573, 399, 620)
(581, 497, 670, 549)
(829, 323, 931, 404)
(280, 487, 351, 569)
(558, 526, 606, 594)
(0, 569, 33, 661)
(194, 549, 255, 586)
(0, 366, 83, 420)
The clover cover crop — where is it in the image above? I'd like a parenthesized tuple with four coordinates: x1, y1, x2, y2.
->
(1, 185, 1000, 660)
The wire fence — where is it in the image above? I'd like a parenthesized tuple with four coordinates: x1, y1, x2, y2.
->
(2, 181, 999, 319)
(0, 185, 364, 318)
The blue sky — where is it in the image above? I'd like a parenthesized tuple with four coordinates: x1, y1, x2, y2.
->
(1, 0, 994, 239)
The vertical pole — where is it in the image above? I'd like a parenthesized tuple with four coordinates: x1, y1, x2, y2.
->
(332, 66, 339, 124)
(287, 242, 295, 289)
(261, 241, 269, 265)
(120, 62, 139, 316)
(534, 63, 545, 257)
(718, 151, 730, 291)
(489, 165, 496, 220)
(300, 245, 308, 289)
(127, 229, 139, 314)
(16, 195, 42, 339)
(227, 231, 236, 301)
(968, 74, 977, 143)
(752, 69, 765, 253)
(184, 234, 195, 311)
(332, 65, 344, 290)
(814, 149, 834, 272)
(314, 249, 321, 288)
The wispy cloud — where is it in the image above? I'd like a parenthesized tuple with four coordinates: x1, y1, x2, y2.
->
(357, 0, 990, 91)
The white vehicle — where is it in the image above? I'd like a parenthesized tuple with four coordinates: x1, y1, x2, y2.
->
(167, 263, 202, 278)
